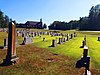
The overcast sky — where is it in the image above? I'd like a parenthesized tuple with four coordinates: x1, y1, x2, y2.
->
(0, 0, 100, 25)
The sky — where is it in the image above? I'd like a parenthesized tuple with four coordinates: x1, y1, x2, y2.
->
(0, 0, 100, 25)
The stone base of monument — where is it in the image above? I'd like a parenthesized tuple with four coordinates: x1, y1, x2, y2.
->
(3, 56, 19, 65)
(83, 70, 91, 75)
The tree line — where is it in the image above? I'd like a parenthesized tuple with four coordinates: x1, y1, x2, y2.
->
(0, 10, 11, 28)
(48, 4, 100, 31)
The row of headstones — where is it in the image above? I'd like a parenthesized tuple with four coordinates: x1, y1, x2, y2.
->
(17, 31, 51, 38)
(16, 30, 52, 37)
(16, 30, 77, 46)
(16, 29, 77, 38)
(76, 36, 91, 75)
(51, 33, 77, 47)
(4, 30, 61, 47)
(76, 46, 91, 75)
(15, 29, 34, 45)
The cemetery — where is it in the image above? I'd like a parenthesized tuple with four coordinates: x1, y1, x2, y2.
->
(0, 22, 99, 75)
(0, 0, 100, 74)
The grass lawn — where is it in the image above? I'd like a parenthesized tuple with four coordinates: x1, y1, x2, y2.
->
(0, 30, 100, 75)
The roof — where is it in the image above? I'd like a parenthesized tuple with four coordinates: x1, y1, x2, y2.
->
(25, 21, 41, 25)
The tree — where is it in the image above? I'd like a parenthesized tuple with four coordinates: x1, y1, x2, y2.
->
(48, 21, 68, 30)
(0, 10, 10, 28)
(79, 4, 100, 31)
(88, 4, 100, 30)
(0, 10, 4, 28)
(43, 23, 47, 29)
(4, 15, 9, 28)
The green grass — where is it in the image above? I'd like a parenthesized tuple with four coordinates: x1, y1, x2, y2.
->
(0, 30, 100, 75)
(33, 34, 83, 59)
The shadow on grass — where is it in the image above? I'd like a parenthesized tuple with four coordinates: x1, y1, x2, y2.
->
(80, 46, 84, 48)
(52, 53, 59, 56)
(48, 45, 56, 47)
(0, 46, 4, 49)
(0, 62, 11, 66)
(48, 45, 53, 47)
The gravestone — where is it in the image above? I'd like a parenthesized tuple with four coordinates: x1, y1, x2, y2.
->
(83, 46, 91, 75)
(82, 40, 86, 47)
(22, 37, 33, 45)
(48, 32, 51, 35)
(51, 33, 54, 37)
(74, 32, 77, 37)
(31, 32, 34, 37)
(3, 22, 19, 65)
(98, 36, 100, 41)
(17, 33, 19, 36)
(70, 34, 73, 39)
(58, 38, 63, 44)
(63, 38, 66, 42)
(84, 35, 86, 41)
(34, 33, 37, 36)
(16, 31, 21, 36)
(76, 46, 91, 75)
(37, 32, 40, 36)
(43, 37, 45, 41)
(22, 33, 25, 37)
(51, 39, 56, 47)
(4, 38, 8, 48)
(61, 34, 64, 38)
(66, 35, 69, 41)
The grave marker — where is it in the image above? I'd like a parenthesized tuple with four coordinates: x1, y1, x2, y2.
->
(22, 37, 33, 45)
(70, 34, 73, 39)
(3, 22, 19, 65)
(43, 37, 45, 41)
(66, 35, 69, 41)
(4, 38, 8, 48)
(74, 32, 77, 37)
(82, 40, 86, 48)
(76, 46, 91, 75)
(84, 35, 86, 41)
(58, 38, 63, 44)
(16, 31, 21, 36)
(63, 38, 66, 42)
(51, 39, 56, 47)
(98, 36, 100, 41)
(22, 33, 25, 37)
